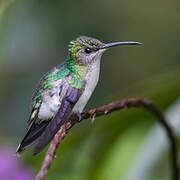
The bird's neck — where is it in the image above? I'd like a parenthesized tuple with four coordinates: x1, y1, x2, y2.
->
(62, 54, 88, 89)
(64, 53, 88, 78)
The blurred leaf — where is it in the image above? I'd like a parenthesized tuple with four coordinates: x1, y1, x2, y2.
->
(0, 0, 15, 21)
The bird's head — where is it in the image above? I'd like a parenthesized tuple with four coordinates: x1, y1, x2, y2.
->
(66, 36, 142, 67)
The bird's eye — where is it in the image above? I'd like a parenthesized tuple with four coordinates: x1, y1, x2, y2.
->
(84, 48, 92, 54)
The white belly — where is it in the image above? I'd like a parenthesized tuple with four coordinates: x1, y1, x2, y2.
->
(73, 59, 101, 113)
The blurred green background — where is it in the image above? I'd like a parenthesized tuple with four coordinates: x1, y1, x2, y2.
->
(0, 0, 180, 179)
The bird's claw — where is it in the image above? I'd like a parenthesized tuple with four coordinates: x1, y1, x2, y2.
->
(76, 112, 82, 122)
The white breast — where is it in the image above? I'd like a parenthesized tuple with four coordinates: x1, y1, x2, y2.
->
(73, 58, 101, 113)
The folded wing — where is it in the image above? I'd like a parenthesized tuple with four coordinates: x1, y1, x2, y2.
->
(33, 85, 83, 155)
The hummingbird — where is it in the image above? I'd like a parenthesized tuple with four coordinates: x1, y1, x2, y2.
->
(16, 36, 142, 155)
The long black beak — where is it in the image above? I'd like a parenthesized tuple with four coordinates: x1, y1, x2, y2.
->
(101, 41, 142, 49)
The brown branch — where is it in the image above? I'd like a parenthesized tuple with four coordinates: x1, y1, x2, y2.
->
(36, 98, 179, 180)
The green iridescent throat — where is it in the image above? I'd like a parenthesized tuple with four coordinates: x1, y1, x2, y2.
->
(64, 41, 87, 89)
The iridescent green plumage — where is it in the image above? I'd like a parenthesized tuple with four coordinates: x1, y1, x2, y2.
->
(32, 66, 69, 105)
(29, 65, 70, 122)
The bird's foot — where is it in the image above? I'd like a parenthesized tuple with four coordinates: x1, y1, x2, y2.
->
(76, 112, 82, 122)
(86, 109, 96, 124)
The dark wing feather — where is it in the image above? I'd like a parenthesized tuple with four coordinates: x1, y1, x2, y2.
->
(33, 85, 83, 155)
(16, 99, 46, 154)
(16, 120, 50, 153)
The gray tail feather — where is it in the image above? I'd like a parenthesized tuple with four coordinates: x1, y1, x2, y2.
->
(16, 120, 50, 154)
